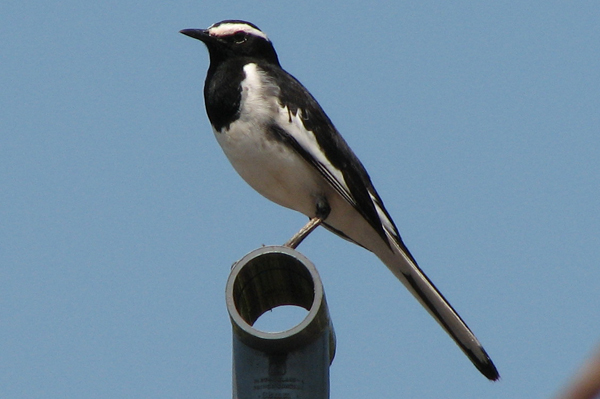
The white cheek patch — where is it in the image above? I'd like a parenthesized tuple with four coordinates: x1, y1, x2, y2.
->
(208, 22, 269, 41)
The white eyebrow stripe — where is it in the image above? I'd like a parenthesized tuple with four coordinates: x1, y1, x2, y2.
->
(208, 23, 269, 41)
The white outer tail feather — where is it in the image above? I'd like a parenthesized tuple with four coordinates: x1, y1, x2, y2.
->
(374, 231, 497, 379)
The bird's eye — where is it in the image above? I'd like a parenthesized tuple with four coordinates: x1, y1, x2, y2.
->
(233, 31, 247, 44)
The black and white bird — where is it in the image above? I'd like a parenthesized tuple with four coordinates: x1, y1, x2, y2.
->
(180, 20, 499, 380)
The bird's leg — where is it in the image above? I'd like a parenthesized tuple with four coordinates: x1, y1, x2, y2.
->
(284, 198, 331, 249)
(284, 217, 323, 249)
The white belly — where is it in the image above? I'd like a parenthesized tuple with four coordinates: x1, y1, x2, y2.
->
(215, 123, 385, 252)
(214, 123, 329, 217)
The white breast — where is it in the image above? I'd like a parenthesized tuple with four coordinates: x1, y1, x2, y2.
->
(213, 63, 329, 216)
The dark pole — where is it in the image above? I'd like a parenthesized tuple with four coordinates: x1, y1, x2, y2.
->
(225, 246, 336, 399)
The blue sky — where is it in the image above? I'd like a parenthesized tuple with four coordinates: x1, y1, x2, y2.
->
(2, 1, 599, 398)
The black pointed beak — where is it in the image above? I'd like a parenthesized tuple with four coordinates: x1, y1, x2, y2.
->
(180, 28, 217, 44)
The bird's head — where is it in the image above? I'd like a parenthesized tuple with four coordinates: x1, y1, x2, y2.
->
(180, 20, 280, 65)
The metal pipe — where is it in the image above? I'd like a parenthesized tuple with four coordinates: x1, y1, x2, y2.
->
(226, 246, 336, 399)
